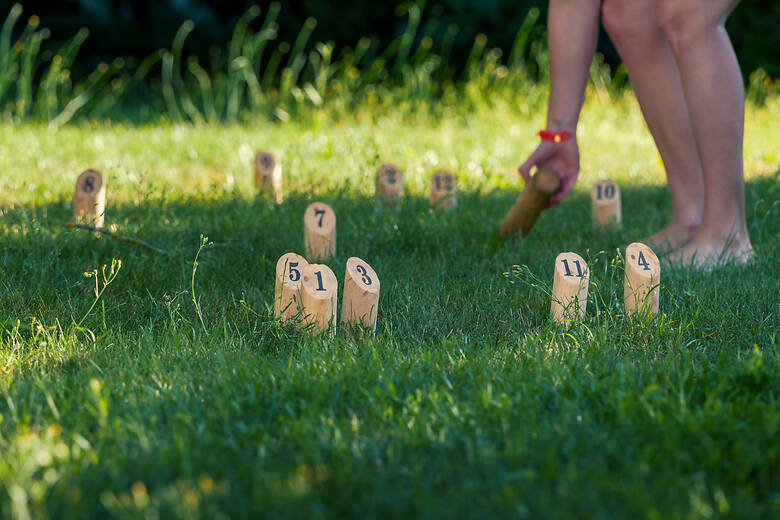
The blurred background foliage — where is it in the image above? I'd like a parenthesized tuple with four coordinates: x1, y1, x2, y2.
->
(19, 0, 779, 78)
(0, 0, 777, 124)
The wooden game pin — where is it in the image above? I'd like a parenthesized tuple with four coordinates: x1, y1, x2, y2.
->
(499, 166, 560, 237)
(341, 257, 380, 332)
(429, 170, 457, 210)
(551, 251, 590, 326)
(591, 179, 621, 226)
(73, 169, 106, 227)
(304, 202, 336, 261)
(624, 242, 661, 316)
(254, 150, 283, 203)
(274, 252, 309, 322)
(376, 163, 403, 204)
(300, 263, 339, 334)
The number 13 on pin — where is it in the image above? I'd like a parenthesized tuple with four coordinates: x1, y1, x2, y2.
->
(304, 202, 336, 261)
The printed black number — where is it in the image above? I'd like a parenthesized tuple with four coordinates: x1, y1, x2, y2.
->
(289, 261, 300, 282)
(637, 251, 651, 271)
(83, 176, 95, 193)
(386, 169, 396, 184)
(315, 271, 326, 291)
(561, 259, 584, 277)
(596, 184, 615, 200)
(314, 208, 325, 227)
(435, 174, 453, 191)
(356, 265, 372, 286)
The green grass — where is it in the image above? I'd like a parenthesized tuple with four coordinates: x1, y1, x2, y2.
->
(0, 89, 779, 518)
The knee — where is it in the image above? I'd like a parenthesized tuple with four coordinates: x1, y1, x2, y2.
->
(657, 0, 713, 55)
(602, 0, 656, 50)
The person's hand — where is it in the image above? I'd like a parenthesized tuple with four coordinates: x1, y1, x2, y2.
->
(518, 137, 579, 207)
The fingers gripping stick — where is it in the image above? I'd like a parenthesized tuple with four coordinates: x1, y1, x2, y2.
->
(499, 167, 560, 238)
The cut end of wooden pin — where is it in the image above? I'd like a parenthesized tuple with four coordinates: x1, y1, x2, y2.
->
(498, 166, 560, 238)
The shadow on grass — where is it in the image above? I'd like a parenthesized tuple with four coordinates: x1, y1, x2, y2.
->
(0, 173, 777, 346)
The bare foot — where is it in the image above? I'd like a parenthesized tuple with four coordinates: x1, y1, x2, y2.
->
(641, 223, 698, 254)
(663, 231, 754, 269)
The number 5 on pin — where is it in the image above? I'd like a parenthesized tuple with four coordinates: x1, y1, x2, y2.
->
(341, 257, 380, 332)
(274, 252, 309, 322)
(304, 202, 336, 261)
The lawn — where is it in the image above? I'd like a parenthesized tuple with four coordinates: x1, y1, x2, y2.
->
(1, 90, 779, 518)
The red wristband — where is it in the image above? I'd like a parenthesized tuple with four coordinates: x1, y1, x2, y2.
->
(538, 129, 572, 143)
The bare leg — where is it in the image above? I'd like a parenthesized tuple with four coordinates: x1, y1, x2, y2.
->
(602, 0, 703, 252)
(658, 0, 753, 267)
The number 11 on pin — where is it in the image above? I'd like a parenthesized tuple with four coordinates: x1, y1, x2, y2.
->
(551, 251, 590, 326)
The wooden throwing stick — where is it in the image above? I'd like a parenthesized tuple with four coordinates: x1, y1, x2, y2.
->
(499, 166, 560, 238)
(376, 163, 403, 204)
(624, 242, 661, 316)
(254, 150, 283, 203)
(304, 202, 336, 261)
(590, 179, 621, 226)
(301, 263, 339, 335)
(73, 169, 106, 227)
(430, 170, 457, 211)
(551, 251, 590, 326)
(341, 257, 380, 332)
(274, 252, 309, 322)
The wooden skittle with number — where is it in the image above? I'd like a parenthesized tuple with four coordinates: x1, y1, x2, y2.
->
(304, 202, 336, 261)
(376, 163, 403, 204)
(254, 150, 283, 203)
(624, 242, 661, 316)
(551, 251, 590, 326)
(591, 179, 621, 226)
(341, 257, 380, 332)
(73, 169, 106, 227)
(499, 166, 560, 238)
(274, 252, 309, 322)
(301, 263, 339, 334)
(430, 170, 457, 211)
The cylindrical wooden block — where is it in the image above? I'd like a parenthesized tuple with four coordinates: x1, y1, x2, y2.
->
(274, 252, 309, 322)
(304, 202, 336, 261)
(499, 166, 560, 237)
(254, 150, 283, 204)
(624, 242, 661, 316)
(429, 170, 457, 211)
(301, 263, 338, 334)
(341, 257, 380, 332)
(551, 251, 590, 326)
(376, 163, 403, 204)
(73, 169, 106, 227)
(591, 179, 621, 226)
